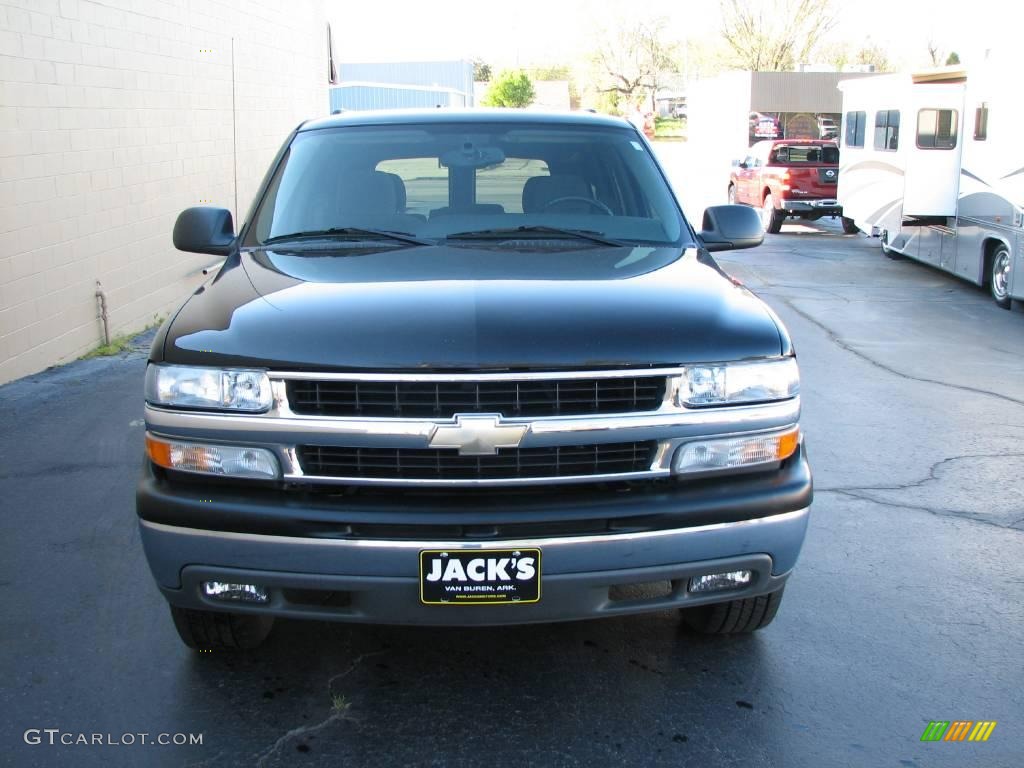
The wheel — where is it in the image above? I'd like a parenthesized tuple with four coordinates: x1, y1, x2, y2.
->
(761, 193, 783, 234)
(880, 230, 903, 260)
(680, 587, 785, 635)
(169, 605, 274, 651)
(989, 245, 1012, 309)
(540, 196, 614, 215)
(841, 216, 859, 234)
(727, 184, 737, 204)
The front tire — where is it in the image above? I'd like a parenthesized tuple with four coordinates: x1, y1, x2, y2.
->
(761, 193, 783, 234)
(727, 184, 737, 204)
(841, 216, 859, 234)
(989, 245, 1012, 309)
(680, 587, 785, 635)
(170, 605, 274, 651)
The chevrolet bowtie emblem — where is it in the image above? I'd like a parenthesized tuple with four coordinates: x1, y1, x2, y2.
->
(428, 414, 529, 456)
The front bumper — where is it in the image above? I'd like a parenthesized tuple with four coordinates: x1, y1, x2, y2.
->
(137, 446, 812, 626)
(779, 198, 841, 216)
(141, 509, 807, 626)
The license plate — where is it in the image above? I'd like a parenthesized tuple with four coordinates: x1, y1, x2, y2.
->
(419, 549, 541, 605)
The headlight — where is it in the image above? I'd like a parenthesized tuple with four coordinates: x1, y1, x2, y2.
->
(676, 358, 799, 407)
(145, 364, 272, 412)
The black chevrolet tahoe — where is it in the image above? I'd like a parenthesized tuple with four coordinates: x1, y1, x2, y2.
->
(137, 109, 812, 650)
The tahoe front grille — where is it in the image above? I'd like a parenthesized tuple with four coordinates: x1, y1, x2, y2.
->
(286, 376, 666, 418)
(297, 441, 656, 481)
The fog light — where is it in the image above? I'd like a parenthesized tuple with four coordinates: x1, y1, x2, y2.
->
(202, 581, 269, 603)
(688, 570, 753, 593)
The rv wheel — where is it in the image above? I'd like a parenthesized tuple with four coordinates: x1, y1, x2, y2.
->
(989, 245, 1012, 309)
(880, 231, 903, 260)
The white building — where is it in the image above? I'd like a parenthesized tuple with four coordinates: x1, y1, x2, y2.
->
(0, 0, 327, 384)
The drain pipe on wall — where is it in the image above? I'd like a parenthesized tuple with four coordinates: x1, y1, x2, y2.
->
(95, 280, 110, 346)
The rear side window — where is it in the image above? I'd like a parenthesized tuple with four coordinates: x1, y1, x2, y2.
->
(873, 110, 900, 151)
(770, 145, 836, 164)
(475, 158, 550, 213)
(917, 109, 958, 149)
(376, 158, 449, 217)
(844, 111, 866, 148)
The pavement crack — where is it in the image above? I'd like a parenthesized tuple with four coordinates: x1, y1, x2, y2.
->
(816, 452, 1024, 530)
(253, 648, 388, 767)
(818, 453, 1024, 495)
(820, 488, 1015, 531)
(776, 296, 1024, 408)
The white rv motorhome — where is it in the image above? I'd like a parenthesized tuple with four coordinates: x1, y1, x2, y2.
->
(836, 61, 1023, 309)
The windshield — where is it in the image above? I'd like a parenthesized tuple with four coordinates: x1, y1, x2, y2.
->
(245, 122, 689, 247)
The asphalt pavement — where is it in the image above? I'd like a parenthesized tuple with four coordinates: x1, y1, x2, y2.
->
(2, 201, 1023, 766)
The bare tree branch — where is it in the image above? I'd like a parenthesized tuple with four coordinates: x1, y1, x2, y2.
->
(720, 0, 838, 71)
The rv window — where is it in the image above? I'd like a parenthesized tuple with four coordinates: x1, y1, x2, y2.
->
(873, 110, 900, 151)
(844, 111, 866, 148)
(974, 104, 988, 141)
(917, 109, 958, 150)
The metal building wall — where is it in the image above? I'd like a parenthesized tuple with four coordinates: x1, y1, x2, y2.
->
(330, 61, 474, 111)
(750, 72, 878, 113)
(330, 86, 457, 111)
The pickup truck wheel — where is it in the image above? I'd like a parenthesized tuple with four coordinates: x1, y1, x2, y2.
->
(680, 587, 785, 634)
(841, 216, 859, 234)
(761, 193, 783, 234)
(169, 605, 274, 651)
(727, 184, 737, 204)
(989, 245, 1012, 309)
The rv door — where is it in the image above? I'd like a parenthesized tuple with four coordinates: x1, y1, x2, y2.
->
(903, 83, 966, 218)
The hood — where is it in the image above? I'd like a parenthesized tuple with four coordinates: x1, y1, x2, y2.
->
(159, 243, 785, 370)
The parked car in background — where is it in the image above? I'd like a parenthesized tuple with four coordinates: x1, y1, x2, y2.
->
(817, 117, 839, 140)
(729, 139, 854, 234)
(749, 112, 779, 140)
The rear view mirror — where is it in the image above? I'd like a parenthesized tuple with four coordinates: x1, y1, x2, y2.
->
(699, 205, 764, 252)
(173, 207, 235, 255)
(439, 144, 506, 169)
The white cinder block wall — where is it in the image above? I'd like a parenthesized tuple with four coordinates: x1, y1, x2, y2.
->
(0, 0, 327, 384)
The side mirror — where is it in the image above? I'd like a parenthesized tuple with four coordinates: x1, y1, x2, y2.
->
(699, 205, 764, 252)
(173, 207, 235, 255)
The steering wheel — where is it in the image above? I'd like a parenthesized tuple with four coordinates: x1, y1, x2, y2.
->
(540, 196, 614, 216)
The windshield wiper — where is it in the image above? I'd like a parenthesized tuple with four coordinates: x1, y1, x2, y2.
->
(263, 227, 431, 246)
(445, 225, 626, 247)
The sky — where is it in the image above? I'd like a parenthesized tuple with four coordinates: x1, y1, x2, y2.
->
(325, 0, 1012, 72)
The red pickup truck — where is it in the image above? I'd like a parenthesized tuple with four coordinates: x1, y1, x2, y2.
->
(728, 139, 855, 234)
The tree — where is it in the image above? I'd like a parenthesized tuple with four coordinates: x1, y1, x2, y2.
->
(482, 70, 536, 108)
(720, 0, 838, 71)
(946, 51, 960, 65)
(472, 60, 492, 82)
(529, 65, 572, 81)
(592, 19, 678, 111)
(855, 42, 892, 72)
